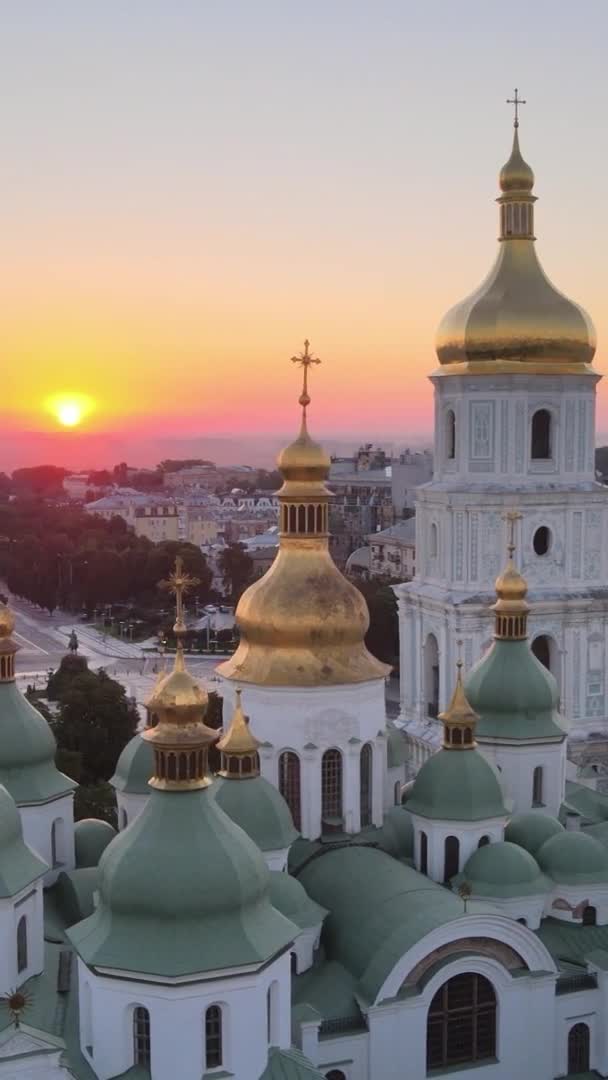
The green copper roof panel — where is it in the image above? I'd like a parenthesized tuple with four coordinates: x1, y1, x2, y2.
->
(465, 640, 565, 741)
(0, 682, 77, 803)
(269, 871, 327, 929)
(0, 784, 48, 897)
(406, 747, 506, 821)
(213, 775, 298, 852)
(110, 734, 153, 794)
(259, 1047, 326, 1080)
(453, 841, 549, 897)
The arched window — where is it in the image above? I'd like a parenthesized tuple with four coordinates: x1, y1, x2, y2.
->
(444, 835, 460, 881)
(425, 633, 440, 718)
(532, 766, 544, 807)
(532, 634, 551, 672)
(267, 981, 280, 1045)
(278, 751, 301, 831)
(291, 951, 298, 975)
(517, 917, 527, 926)
(360, 743, 372, 828)
(82, 981, 93, 1055)
(427, 973, 496, 1069)
(120, 807, 128, 830)
(321, 750, 343, 825)
(446, 409, 456, 460)
(394, 780, 402, 806)
(478, 835, 490, 848)
(307, 505, 315, 532)
(430, 522, 438, 558)
(17, 915, 27, 973)
(420, 831, 428, 875)
(568, 1023, 590, 1074)
(205, 1005, 223, 1069)
(51, 818, 64, 867)
(582, 905, 597, 926)
(326, 1073, 347, 1080)
(531, 408, 552, 459)
(133, 1006, 150, 1066)
(298, 505, 306, 532)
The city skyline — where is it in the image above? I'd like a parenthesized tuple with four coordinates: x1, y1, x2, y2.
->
(2, 1, 608, 464)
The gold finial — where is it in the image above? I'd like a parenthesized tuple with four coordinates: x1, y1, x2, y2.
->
(291, 339, 321, 410)
(439, 657, 478, 750)
(493, 510, 529, 639)
(160, 556, 200, 637)
(506, 87, 526, 128)
(504, 509, 522, 559)
(217, 688, 261, 778)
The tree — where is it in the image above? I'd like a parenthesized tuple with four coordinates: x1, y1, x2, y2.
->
(218, 543, 254, 603)
(12, 465, 68, 497)
(356, 578, 399, 669)
(159, 458, 214, 472)
(596, 447, 608, 482)
(49, 657, 139, 784)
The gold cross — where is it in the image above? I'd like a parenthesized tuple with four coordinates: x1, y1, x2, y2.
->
(507, 88, 526, 128)
(503, 509, 522, 558)
(456, 638, 464, 672)
(291, 339, 321, 408)
(160, 556, 200, 633)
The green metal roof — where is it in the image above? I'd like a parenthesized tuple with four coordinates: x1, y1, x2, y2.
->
(376, 806, 414, 858)
(213, 775, 298, 852)
(0, 783, 48, 897)
(0, 682, 76, 804)
(269, 871, 327, 930)
(537, 831, 608, 884)
(453, 841, 548, 898)
(259, 1046, 325, 1079)
(561, 781, 608, 825)
(110, 733, 153, 795)
(298, 845, 467, 1003)
(406, 747, 507, 821)
(293, 958, 358, 1022)
(536, 917, 608, 968)
(505, 811, 564, 855)
(465, 639, 565, 741)
(55, 867, 99, 926)
(68, 787, 297, 978)
(74, 818, 117, 868)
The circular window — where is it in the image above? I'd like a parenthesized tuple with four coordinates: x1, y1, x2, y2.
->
(533, 526, 550, 556)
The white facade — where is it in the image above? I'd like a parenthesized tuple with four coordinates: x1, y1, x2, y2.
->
(0, 880, 45, 995)
(396, 370, 608, 755)
(115, 790, 147, 831)
(221, 679, 399, 840)
(19, 793, 75, 887)
(77, 950, 292, 1080)
(409, 812, 506, 883)
(478, 737, 566, 818)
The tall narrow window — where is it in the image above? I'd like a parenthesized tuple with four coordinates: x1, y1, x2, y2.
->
(321, 749, 343, 824)
(446, 409, 456, 460)
(205, 1005, 223, 1069)
(133, 1007, 150, 1066)
(278, 751, 301, 831)
(531, 409, 551, 459)
(532, 766, 544, 807)
(267, 981, 280, 1046)
(430, 522, 438, 558)
(17, 915, 27, 973)
(360, 743, 373, 828)
(425, 633, 440, 718)
(420, 831, 428, 875)
(427, 973, 496, 1069)
(568, 1023, 590, 1074)
(444, 835, 460, 881)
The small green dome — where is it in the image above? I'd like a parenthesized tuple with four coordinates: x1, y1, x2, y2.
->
(68, 787, 297, 978)
(537, 831, 608, 884)
(465, 640, 564, 741)
(407, 748, 507, 821)
(378, 806, 414, 858)
(268, 870, 326, 929)
(505, 812, 564, 855)
(110, 733, 154, 795)
(0, 683, 76, 803)
(454, 841, 547, 897)
(0, 783, 47, 897)
(74, 818, 117, 868)
(213, 775, 298, 852)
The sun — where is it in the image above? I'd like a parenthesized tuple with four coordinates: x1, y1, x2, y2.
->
(45, 392, 94, 429)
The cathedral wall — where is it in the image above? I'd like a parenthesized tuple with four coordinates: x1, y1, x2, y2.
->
(19, 793, 75, 887)
(478, 740, 565, 818)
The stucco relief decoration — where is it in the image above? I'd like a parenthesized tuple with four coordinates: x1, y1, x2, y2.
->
(471, 403, 493, 460)
(565, 400, 576, 472)
(584, 510, 601, 580)
(402, 938, 527, 989)
(481, 512, 501, 582)
(307, 709, 355, 745)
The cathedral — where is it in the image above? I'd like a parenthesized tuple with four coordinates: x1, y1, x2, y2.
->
(2, 111, 608, 1080)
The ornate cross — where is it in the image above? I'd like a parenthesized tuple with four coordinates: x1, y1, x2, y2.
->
(456, 638, 464, 673)
(291, 339, 321, 408)
(160, 556, 200, 634)
(507, 88, 526, 128)
(503, 509, 522, 557)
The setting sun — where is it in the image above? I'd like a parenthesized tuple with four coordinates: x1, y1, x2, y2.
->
(45, 392, 94, 429)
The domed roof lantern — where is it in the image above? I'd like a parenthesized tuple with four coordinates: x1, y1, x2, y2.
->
(493, 510, 530, 641)
(217, 688, 261, 778)
(439, 648, 479, 750)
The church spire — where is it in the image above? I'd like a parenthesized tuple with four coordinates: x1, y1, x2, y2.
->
(217, 688, 261, 778)
(498, 89, 535, 239)
(144, 557, 217, 790)
(439, 646, 479, 750)
(492, 511, 530, 641)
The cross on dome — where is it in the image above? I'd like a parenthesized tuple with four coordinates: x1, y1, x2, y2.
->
(504, 509, 522, 558)
(160, 556, 200, 636)
(291, 339, 321, 409)
(506, 87, 526, 128)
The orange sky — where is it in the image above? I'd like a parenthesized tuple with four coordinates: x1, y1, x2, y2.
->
(2, 3, 608, 463)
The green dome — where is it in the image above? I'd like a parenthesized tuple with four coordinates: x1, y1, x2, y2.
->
(0, 783, 47, 897)
(505, 811, 565, 855)
(268, 870, 327, 929)
(213, 775, 298, 852)
(68, 787, 296, 978)
(378, 805, 414, 858)
(465, 640, 565, 741)
(537, 831, 608, 884)
(407, 748, 507, 821)
(454, 841, 548, 897)
(74, 818, 117, 868)
(0, 682, 76, 803)
(110, 733, 154, 794)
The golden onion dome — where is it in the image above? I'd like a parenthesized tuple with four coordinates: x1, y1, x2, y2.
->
(495, 559, 528, 603)
(146, 645, 208, 713)
(218, 342, 390, 688)
(0, 604, 16, 638)
(435, 120, 596, 375)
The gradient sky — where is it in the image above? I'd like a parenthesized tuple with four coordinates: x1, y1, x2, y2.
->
(2, 1, 608, 464)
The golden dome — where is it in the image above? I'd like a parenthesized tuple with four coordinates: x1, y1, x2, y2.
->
(217, 689, 260, 756)
(0, 604, 16, 639)
(218, 342, 391, 688)
(146, 647, 208, 713)
(435, 121, 596, 375)
(499, 126, 534, 192)
(495, 558, 528, 604)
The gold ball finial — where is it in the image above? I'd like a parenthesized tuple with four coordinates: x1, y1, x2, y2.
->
(493, 511, 529, 638)
(0, 604, 15, 639)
